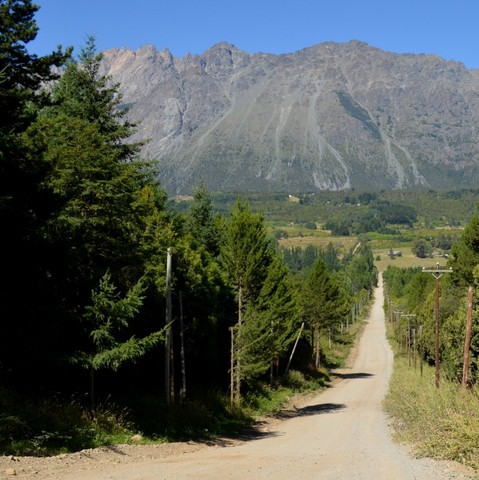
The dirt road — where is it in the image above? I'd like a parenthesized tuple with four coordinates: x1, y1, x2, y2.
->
(2, 274, 477, 479)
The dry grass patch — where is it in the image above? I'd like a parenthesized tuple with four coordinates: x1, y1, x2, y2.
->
(278, 235, 358, 252)
(385, 357, 479, 472)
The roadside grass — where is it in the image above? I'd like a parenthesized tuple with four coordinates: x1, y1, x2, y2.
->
(385, 352, 479, 472)
(0, 374, 324, 456)
(0, 388, 134, 455)
(320, 317, 366, 369)
(242, 369, 330, 417)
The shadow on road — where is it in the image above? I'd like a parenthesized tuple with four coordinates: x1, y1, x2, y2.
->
(278, 402, 346, 419)
(333, 372, 374, 380)
(229, 403, 347, 443)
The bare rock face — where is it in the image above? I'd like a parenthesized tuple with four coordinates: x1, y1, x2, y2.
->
(100, 41, 479, 193)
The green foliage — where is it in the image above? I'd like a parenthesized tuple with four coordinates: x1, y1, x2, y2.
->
(185, 182, 224, 256)
(220, 199, 273, 304)
(383, 266, 423, 299)
(281, 242, 341, 273)
(221, 199, 304, 392)
(384, 231, 479, 386)
(23, 38, 161, 309)
(72, 273, 164, 372)
(239, 256, 301, 383)
(0, 387, 133, 455)
(302, 259, 350, 333)
(0, 1, 72, 390)
(0, 30, 173, 401)
(301, 258, 352, 368)
(0, 0, 70, 133)
(344, 243, 377, 293)
(325, 217, 352, 235)
(450, 213, 479, 287)
(375, 202, 417, 225)
(411, 237, 433, 258)
(324, 200, 416, 236)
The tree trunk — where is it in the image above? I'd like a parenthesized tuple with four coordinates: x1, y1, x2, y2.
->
(462, 286, 474, 388)
(235, 286, 243, 403)
(90, 366, 95, 411)
(179, 292, 186, 402)
(164, 247, 173, 404)
(315, 327, 321, 368)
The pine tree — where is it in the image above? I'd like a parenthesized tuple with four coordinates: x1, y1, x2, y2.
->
(0, 0, 69, 134)
(32, 37, 156, 296)
(220, 200, 273, 401)
(345, 243, 378, 294)
(11, 37, 168, 391)
(72, 273, 165, 409)
(185, 182, 223, 256)
(240, 255, 301, 384)
(302, 258, 350, 367)
(221, 200, 272, 307)
(450, 213, 479, 287)
(0, 0, 70, 386)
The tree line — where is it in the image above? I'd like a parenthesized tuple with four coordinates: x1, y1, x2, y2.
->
(0, 1, 377, 410)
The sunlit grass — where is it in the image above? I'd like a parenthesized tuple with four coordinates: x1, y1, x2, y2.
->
(385, 356, 479, 471)
(278, 234, 358, 252)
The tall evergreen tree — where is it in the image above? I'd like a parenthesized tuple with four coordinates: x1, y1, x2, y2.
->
(0, 0, 70, 386)
(302, 258, 350, 367)
(240, 255, 301, 384)
(34, 37, 156, 296)
(449, 212, 479, 287)
(0, 0, 69, 134)
(345, 243, 378, 294)
(185, 182, 223, 256)
(220, 200, 273, 310)
(10, 37, 168, 392)
(220, 200, 273, 400)
(71, 273, 165, 408)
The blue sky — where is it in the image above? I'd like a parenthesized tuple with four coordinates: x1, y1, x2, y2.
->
(29, 0, 479, 69)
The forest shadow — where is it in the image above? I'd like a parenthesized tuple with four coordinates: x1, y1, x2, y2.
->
(333, 372, 374, 380)
(224, 403, 347, 443)
(276, 402, 346, 420)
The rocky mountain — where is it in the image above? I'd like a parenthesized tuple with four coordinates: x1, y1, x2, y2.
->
(99, 41, 479, 193)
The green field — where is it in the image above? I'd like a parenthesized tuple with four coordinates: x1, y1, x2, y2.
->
(278, 233, 358, 252)
(278, 232, 449, 272)
(373, 247, 448, 272)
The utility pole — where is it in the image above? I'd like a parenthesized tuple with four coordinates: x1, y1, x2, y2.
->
(165, 248, 173, 404)
(400, 314, 416, 362)
(230, 327, 235, 407)
(422, 263, 452, 388)
(285, 322, 304, 376)
(179, 291, 186, 402)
